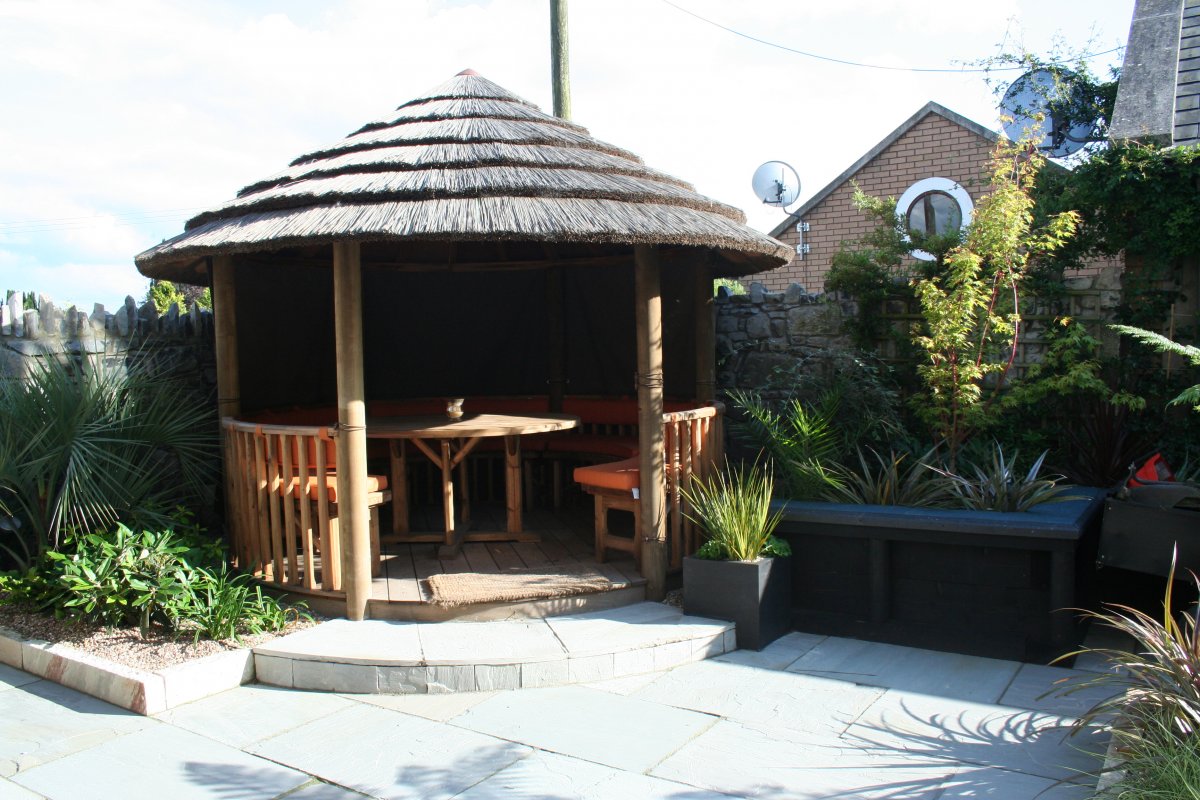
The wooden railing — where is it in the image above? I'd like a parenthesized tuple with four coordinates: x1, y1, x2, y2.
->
(662, 404, 724, 569)
(222, 418, 387, 596)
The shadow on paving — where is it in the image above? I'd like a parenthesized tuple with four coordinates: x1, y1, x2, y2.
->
(842, 698, 1106, 798)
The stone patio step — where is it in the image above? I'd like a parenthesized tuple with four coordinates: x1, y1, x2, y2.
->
(253, 603, 735, 694)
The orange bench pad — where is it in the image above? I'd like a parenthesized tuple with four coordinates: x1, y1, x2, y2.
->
(286, 474, 389, 503)
(573, 458, 640, 493)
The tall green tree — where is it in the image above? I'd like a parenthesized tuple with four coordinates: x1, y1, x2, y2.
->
(911, 140, 1078, 465)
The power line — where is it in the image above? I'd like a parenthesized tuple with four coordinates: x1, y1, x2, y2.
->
(0, 207, 204, 236)
(659, 0, 1122, 74)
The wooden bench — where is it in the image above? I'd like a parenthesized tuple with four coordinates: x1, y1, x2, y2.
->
(573, 404, 723, 570)
(223, 418, 391, 594)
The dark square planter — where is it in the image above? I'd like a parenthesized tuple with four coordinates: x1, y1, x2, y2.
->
(682, 555, 792, 651)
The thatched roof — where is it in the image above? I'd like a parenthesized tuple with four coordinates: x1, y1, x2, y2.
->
(136, 71, 790, 281)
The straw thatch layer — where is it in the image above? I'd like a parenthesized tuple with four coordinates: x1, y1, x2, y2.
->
(144, 197, 787, 263)
(189, 166, 742, 228)
(240, 142, 692, 197)
(136, 70, 790, 279)
(356, 97, 590, 135)
(295, 116, 634, 166)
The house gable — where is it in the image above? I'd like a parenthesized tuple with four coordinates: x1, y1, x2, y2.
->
(751, 102, 997, 293)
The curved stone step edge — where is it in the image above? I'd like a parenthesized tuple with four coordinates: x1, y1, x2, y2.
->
(253, 623, 736, 694)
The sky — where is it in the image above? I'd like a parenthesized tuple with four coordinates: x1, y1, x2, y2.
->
(0, 0, 1134, 311)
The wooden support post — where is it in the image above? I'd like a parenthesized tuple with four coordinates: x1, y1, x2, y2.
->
(634, 244, 667, 599)
(333, 241, 371, 621)
(693, 258, 716, 403)
(212, 255, 240, 419)
(211, 255, 241, 559)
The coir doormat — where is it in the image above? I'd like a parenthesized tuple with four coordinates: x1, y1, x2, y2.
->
(425, 565, 614, 606)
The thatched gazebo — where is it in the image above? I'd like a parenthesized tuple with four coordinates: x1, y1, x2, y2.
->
(136, 70, 789, 620)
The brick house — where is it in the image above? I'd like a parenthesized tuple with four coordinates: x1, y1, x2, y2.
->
(751, 101, 997, 293)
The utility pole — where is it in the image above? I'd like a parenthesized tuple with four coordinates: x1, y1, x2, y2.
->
(550, 0, 571, 120)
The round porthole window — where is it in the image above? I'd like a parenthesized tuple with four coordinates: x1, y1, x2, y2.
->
(895, 177, 973, 261)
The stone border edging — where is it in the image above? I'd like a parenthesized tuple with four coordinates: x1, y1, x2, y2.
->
(0, 626, 253, 715)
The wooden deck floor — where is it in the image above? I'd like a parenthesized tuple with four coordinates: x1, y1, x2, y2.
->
(369, 503, 644, 607)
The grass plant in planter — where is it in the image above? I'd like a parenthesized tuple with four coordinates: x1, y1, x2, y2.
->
(682, 460, 792, 650)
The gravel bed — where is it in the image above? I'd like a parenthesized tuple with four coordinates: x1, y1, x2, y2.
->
(0, 597, 318, 673)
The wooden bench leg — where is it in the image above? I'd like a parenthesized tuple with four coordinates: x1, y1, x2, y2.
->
(370, 507, 382, 578)
(632, 500, 643, 569)
(594, 494, 609, 563)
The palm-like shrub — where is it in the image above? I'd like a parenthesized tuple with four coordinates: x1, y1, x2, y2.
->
(0, 352, 217, 568)
(728, 389, 844, 500)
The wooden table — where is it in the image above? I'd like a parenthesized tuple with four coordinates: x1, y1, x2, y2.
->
(368, 413, 579, 556)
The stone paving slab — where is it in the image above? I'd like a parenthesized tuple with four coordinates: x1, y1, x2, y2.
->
(0, 776, 43, 799)
(285, 781, 373, 799)
(0, 663, 39, 693)
(417, 620, 564, 665)
(453, 749, 734, 799)
(844, 689, 1108, 783)
(250, 701, 529, 800)
(0, 679, 151, 778)
(154, 684, 356, 748)
(713, 630, 826, 670)
(999, 663, 1122, 718)
(254, 619, 424, 665)
(634, 659, 884, 739)
(786, 637, 1023, 704)
(451, 685, 718, 772)
(9, 723, 309, 800)
(351, 689, 495, 721)
(652, 718, 956, 799)
(935, 765, 1095, 798)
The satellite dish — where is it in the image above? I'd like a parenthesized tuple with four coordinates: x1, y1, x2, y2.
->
(751, 161, 801, 209)
(1000, 68, 1094, 158)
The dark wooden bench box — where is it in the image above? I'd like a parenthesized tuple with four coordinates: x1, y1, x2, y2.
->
(774, 489, 1106, 663)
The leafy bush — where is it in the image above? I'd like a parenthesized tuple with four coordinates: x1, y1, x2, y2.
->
(40, 526, 196, 635)
(684, 460, 789, 562)
(4, 524, 307, 642)
(0, 350, 217, 569)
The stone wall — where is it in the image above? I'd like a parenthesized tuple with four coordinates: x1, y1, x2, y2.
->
(0, 291, 216, 398)
(718, 265, 1124, 396)
(716, 282, 859, 397)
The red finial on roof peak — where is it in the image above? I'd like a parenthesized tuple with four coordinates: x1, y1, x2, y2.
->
(457, 68, 479, 76)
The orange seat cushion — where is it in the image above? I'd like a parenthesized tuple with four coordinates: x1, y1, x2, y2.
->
(574, 457, 640, 493)
(289, 474, 389, 503)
